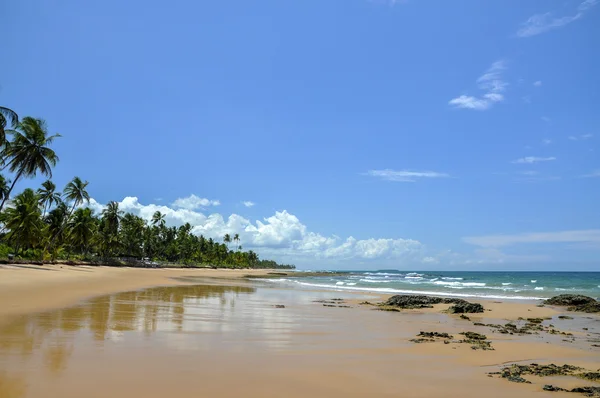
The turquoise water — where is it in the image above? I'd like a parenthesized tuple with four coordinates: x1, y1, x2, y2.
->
(269, 271, 600, 301)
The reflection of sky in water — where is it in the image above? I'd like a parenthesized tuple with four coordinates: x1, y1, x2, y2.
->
(0, 283, 359, 391)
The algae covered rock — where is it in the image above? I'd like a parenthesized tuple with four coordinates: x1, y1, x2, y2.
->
(382, 295, 484, 313)
(545, 295, 600, 313)
(448, 301, 484, 314)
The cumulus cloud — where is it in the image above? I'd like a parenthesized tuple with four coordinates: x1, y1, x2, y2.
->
(449, 60, 507, 111)
(85, 197, 423, 263)
(242, 201, 255, 207)
(516, 0, 597, 38)
(511, 156, 556, 164)
(172, 194, 220, 210)
(364, 169, 450, 182)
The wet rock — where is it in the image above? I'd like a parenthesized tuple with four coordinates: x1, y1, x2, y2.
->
(559, 315, 574, 320)
(448, 301, 485, 314)
(545, 295, 600, 313)
(579, 372, 600, 382)
(376, 306, 401, 312)
(418, 331, 453, 339)
(543, 385, 567, 392)
(571, 386, 600, 397)
(410, 338, 434, 343)
(359, 301, 374, 305)
(460, 314, 471, 320)
(274, 304, 285, 308)
(323, 304, 337, 307)
(527, 318, 544, 324)
(461, 332, 487, 340)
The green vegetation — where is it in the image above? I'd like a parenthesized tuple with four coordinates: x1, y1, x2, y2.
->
(0, 106, 294, 269)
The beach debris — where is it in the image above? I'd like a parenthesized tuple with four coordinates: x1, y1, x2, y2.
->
(381, 295, 484, 313)
(418, 331, 453, 339)
(545, 295, 600, 313)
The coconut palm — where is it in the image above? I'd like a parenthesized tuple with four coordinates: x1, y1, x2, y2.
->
(233, 233, 240, 251)
(223, 233, 231, 251)
(0, 106, 19, 145)
(101, 201, 122, 235)
(45, 202, 68, 260)
(63, 177, 90, 213)
(0, 188, 44, 254)
(37, 180, 62, 217)
(0, 117, 60, 213)
(67, 207, 96, 255)
(0, 174, 9, 204)
(151, 211, 165, 227)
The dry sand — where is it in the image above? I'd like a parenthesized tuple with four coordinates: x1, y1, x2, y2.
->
(0, 265, 598, 398)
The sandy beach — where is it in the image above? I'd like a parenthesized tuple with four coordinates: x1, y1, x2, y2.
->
(1, 265, 599, 398)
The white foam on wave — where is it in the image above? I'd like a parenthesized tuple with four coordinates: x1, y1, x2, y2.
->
(433, 281, 486, 287)
(535, 287, 544, 291)
(502, 283, 512, 286)
(442, 277, 463, 281)
(360, 279, 391, 283)
(336, 282, 344, 286)
(284, 280, 545, 300)
(531, 280, 537, 283)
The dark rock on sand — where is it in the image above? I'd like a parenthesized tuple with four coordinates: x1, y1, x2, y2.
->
(410, 338, 435, 343)
(545, 295, 600, 313)
(579, 372, 600, 382)
(543, 385, 567, 392)
(448, 301, 484, 314)
(460, 332, 487, 340)
(274, 305, 285, 308)
(559, 315, 574, 320)
(571, 387, 600, 397)
(460, 314, 471, 320)
(418, 331, 453, 339)
(382, 295, 484, 313)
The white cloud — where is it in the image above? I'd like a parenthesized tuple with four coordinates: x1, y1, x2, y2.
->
(511, 156, 556, 164)
(533, 80, 543, 87)
(449, 60, 507, 111)
(242, 201, 255, 208)
(421, 256, 439, 264)
(463, 229, 600, 248)
(516, 0, 597, 37)
(172, 194, 220, 210)
(541, 116, 551, 123)
(85, 197, 423, 263)
(569, 134, 593, 141)
(542, 139, 552, 145)
(364, 169, 450, 182)
(581, 170, 600, 178)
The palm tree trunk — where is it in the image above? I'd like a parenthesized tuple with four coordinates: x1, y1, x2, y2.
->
(0, 169, 23, 214)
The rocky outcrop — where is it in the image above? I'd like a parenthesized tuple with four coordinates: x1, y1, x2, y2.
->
(381, 295, 484, 313)
(545, 295, 600, 313)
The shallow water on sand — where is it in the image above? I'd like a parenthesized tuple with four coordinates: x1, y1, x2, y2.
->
(0, 283, 596, 398)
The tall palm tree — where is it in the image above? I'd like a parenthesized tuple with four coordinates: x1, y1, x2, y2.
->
(101, 201, 122, 235)
(63, 177, 90, 213)
(223, 234, 231, 251)
(0, 117, 60, 213)
(151, 211, 165, 227)
(45, 176, 90, 255)
(233, 233, 240, 251)
(68, 207, 96, 255)
(45, 202, 68, 260)
(0, 106, 19, 145)
(37, 180, 62, 217)
(0, 188, 44, 254)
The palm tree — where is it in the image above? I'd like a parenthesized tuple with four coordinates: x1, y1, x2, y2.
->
(0, 188, 44, 254)
(63, 177, 90, 213)
(0, 174, 9, 205)
(223, 234, 231, 250)
(37, 180, 62, 217)
(151, 211, 165, 227)
(101, 201, 122, 235)
(0, 117, 60, 213)
(45, 176, 89, 256)
(0, 106, 19, 145)
(68, 207, 96, 255)
(45, 202, 68, 260)
(233, 233, 240, 251)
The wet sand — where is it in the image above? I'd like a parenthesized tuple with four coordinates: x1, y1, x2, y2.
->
(1, 265, 599, 398)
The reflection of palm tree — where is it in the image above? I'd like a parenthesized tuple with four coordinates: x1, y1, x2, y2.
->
(0, 117, 60, 213)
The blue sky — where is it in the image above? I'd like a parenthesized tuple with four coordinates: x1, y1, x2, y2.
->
(1, 0, 598, 270)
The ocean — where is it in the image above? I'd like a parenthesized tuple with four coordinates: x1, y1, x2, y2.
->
(268, 270, 600, 301)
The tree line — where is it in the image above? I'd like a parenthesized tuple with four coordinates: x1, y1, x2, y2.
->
(0, 106, 294, 269)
